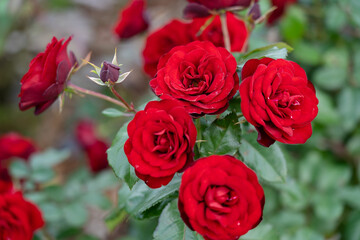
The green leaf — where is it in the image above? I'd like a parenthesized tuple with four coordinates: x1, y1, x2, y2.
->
(337, 87, 360, 132)
(9, 160, 29, 178)
(31, 168, 55, 183)
(241, 223, 279, 240)
(313, 66, 347, 91)
(30, 149, 70, 170)
(39, 202, 63, 222)
(338, 187, 360, 209)
(102, 108, 129, 118)
(153, 200, 203, 240)
(313, 90, 340, 125)
(239, 132, 287, 183)
(107, 122, 138, 189)
(292, 228, 324, 240)
(280, 6, 307, 43)
(238, 42, 293, 68)
(200, 112, 241, 156)
(343, 211, 360, 240)
(312, 192, 343, 222)
(62, 202, 88, 227)
(123, 175, 181, 219)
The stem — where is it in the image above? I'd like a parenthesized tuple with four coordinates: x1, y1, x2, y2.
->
(196, 118, 202, 150)
(110, 86, 136, 113)
(220, 13, 231, 52)
(67, 83, 127, 109)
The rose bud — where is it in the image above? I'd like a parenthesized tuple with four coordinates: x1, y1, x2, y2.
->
(178, 155, 265, 240)
(100, 61, 120, 84)
(19, 37, 75, 115)
(114, 0, 149, 39)
(248, 2, 261, 21)
(124, 100, 197, 188)
(0, 190, 45, 240)
(240, 58, 319, 147)
(150, 41, 239, 117)
(267, 0, 297, 25)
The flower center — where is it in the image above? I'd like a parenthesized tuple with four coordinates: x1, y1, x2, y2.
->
(204, 186, 238, 213)
(152, 129, 174, 154)
(271, 90, 303, 109)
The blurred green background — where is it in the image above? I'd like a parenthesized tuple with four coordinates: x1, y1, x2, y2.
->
(1, 0, 360, 239)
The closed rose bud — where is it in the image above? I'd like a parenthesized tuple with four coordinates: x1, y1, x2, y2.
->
(100, 61, 120, 84)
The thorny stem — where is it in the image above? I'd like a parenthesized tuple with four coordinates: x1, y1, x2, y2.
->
(220, 13, 231, 52)
(110, 86, 136, 113)
(67, 83, 127, 110)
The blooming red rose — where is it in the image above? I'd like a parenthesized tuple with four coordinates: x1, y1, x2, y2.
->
(124, 100, 197, 188)
(240, 58, 318, 147)
(178, 155, 264, 240)
(0, 133, 37, 182)
(190, 13, 248, 52)
(0, 191, 44, 240)
(19, 37, 75, 115)
(0, 180, 12, 194)
(76, 120, 109, 173)
(142, 20, 195, 77)
(267, 0, 297, 25)
(150, 41, 239, 117)
(114, 0, 149, 39)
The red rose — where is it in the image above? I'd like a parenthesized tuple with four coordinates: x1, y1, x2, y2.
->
(142, 20, 195, 77)
(124, 100, 197, 188)
(267, 0, 297, 25)
(0, 180, 12, 194)
(0, 191, 44, 240)
(114, 0, 149, 39)
(178, 155, 264, 240)
(190, 13, 248, 52)
(19, 37, 75, 115)
(240, 58, 318, 147)
(76, 120, 109, 173)
(150, 41, 239, 117)
(0, 133, 37, 182)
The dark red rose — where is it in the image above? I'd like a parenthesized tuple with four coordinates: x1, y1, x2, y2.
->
(142, 20, 195, 77)
(114, 0, 149, 39)
(100, 61, 120, 83)
(19, 37, 75, 115)
(190, 13, 248, 52)
(124, 100, 197, 188)
(0, 133, 37, 182)
(240, 58, 318, 147)
(150, 41, 239, 117)
(178, 155, 264, 240)
(0, 191, 44, 240)
(0, 180, 12, 194)
(76, 120, 110, 173)
(267, 0, 297, 25)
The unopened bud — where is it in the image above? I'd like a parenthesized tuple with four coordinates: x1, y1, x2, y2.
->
(100, 61, 120, 83)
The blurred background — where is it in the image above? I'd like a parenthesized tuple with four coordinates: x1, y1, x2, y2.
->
(1, 0, 360, 239)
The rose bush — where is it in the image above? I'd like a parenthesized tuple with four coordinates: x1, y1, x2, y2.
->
(124, 100, 197, 188)
(19, 37, 75, 115)
(240, 58, 319, 147)
(178, 155, 264, 240)
(0, 189, 44, 240)
(150, 41, 239, 117)
(113, 0, 149, 39)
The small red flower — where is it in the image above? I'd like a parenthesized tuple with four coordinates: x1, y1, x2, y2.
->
(150, 41, 239, 117)
(76, 120, 109, 173)
(124, 100, 197, 188)
(19, 37, 75, 115)
(0, 191, 45, 240)
(267, 0, 297, 25)
(240, 58, 318, 147)
(0, 133, 37, 182)
(114, 0, 149, 39)
(178, 155, 264, 240)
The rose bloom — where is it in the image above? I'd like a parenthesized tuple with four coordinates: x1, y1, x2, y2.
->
(190, 13, 248, 52)
(143, 20, 194, 77)
(188, 0, 252, 10)
(124, 100, 197, 188)
(178, 155, 264, 240)
(267, 0, 297, 25)
(76, 120, 109, 173)
(143, 13, 248, 77)
(0, 133, 37, 182)
(240, 58, 319, 147)
(114, 0, 149, 39)
(19, 37, 75, 115)
(150, 41, 239, 117)
(0, 190, 44, 240)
